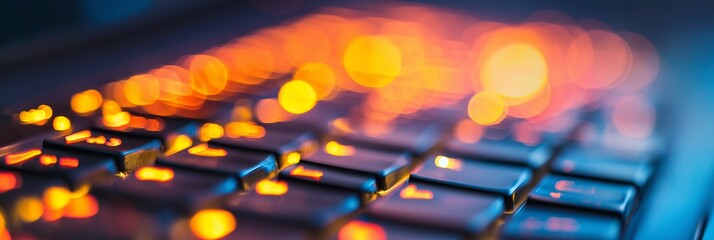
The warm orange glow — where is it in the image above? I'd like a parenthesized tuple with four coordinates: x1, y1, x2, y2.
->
(44, 187, 71, 210)
(289, 166, 324, 180)
(612, 94, 655, 139)
(188, 55, 228, 96)
(481, 43, 548, 100)
(278, 80, 317, 114)
(16, 197, 43, 222)
(198, 123, 224, 142)
(225, 121, 266, 139)
(165, 134, 193, 156)
(40, 154, 57, 166)
(549, 192, 562, 199)
(467, 91, 508, 125)
(339, 220, 387, 240)
(434, 155, 463, 171)
(454, 119, 483, 143)
(569, 31, 631, 89)
(0, 172, 19, 193)
(102, 100, 131, 128)
(284, 152, 301, 166)
(5, 148, 41, 165)
(71, 89, 103, 114)
(65, 130, 92, 144)
(135, 166, 175, 182)
(343, 36, 402, 88)
(124, 74, 161, 106)
(106, 137, 122, 147)
(19, 104, 53, 125)
(324, 141, 356, 156)
(53, 116, 71, 131)
(545, 217, 581, 232)
(59, 157, 79, 168)
(255, 98, 293, 124)
(255, 180, 288, 196)
(64, 195, 99, 219)
(294, 62, 336, 100)
(188, 144, 228, 157)
(126, 116, 165, 132)
(399, 184, 434, 200)
(190, 209, 236, 240)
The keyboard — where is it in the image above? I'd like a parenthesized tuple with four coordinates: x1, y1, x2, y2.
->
(0, 3, 665, 240)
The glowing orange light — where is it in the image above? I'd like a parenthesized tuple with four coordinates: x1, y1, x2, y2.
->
(554, 180, 574, 191)
(43, 187, 71, 210)
(284, 152, 301, 166)
(294, 62, 336, 100)
(106, 138, 122, 147)
(190, 209, 236, 240)
(40, 155, 58, 166)
(165, 134, 193, 156)
(289, 166, 324, 180)
(188, 55, 228, 96)
(399, 184, 434, 200)
(434, 155, 463, 171)
(338, 220, 387, 240)
(255, 98, 293, 124)
(0, 172, 19, 193)
(53, 116, 71, 131)
(187, 144, 228, 157)
(612, 94, 655, 139)
(86, 135, 107, 145)
(545, 217, 580, 232)
(255, 180, 288, 196)
(18, 104, 53, 125)
(71, 89, 103, 114)
(198, 123, 224, 142)
(65, 130, 92, 144)
(324, 141, 356, 157)
(59, 157, 79, 168)
(16, 197, 43, 222)
(278, 80, 317, 114)
(454, 119, 483, 144)
(5, 149, 41, 165)
(124, 74, 161, 106)
(343, 36, 402, 88)
(225, 121, 266, 139)
(481, 43, 548, 100)
(549, 192, 562, 199)
(64, 195, 99, 219)
(467, 91, 508, 125)
(102, 100, 131, 128)
(135, 166, 175, 182)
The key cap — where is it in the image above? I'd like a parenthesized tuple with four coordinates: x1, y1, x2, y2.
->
(301, 142, 411, 190)
(93, 114, 199, 147)
(529, 174, 637, 220)
(329, 118, 443, 155)
(551, 146, 653, 187)
(280, 162, 379, 203)
(444, 138, 552, 168)
(412, 154, 532, 211)
(337, 218, 464, 240)
(223, 180, 360, 230)
(1, 147, 116, 188)
(500, 205, 621, 240)
(157, 143, 277, 190)
(210, 127, 316, 169)
(365, 181, 504, 235)
(220, 216, 315, 240)
(43, 130, 162, 172)
(93, 165, 237, 212)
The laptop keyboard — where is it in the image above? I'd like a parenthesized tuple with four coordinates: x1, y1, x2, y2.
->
(0, 3, 662, 240)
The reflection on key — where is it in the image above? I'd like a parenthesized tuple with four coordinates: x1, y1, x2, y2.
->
(529, 174, 637, 220)
(224, 180, 360, 230)
(412, 155, 532, 211)
(365, 182, 503, 235)
(210, 126, 316, 169)
(281, 162, 379, 203)
(301, 142, 411, 190)
(43, 130, 161, 172)
(158, 143, 277, 190)
(444, 138, 552, 168)
(337, 218, 463, 240)
(1, 148, 116, 188)
(94, 114, 199, 147)
(501, 205, 621, 240)
(551, 146, 653, 187)
(329, 118, 443, 155)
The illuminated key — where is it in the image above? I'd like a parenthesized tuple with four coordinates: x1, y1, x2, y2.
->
(93, 166, 237, 211)
(529, 174, 637, 220)
(280, 163, 379, 203)
(365, 182, 503, 235)
(224, 181, 360, 229)
(301, 147, 411, 190)
(444, 138, 552, 168)
(0, 148, 116, 188)
(330, 119, 443, 155)
(210, 126, 316, 169)
(336, 218, 463, 240)
(94, 114, 199, 147)
(158, 143, 277, 190)
(43, 130, 161, 172)
(551, 146, 654, 187)
(500, 205, 621, 240)
(412, 154, 532, 211)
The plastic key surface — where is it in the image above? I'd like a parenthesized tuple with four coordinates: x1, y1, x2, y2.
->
(336, 218, 464, 240)
(330, 118, 443, 155)
(281, 162, 379, 203)
(210, 126, 316, 169)
(444, 138, 552, 168)
(501, 205, 621, 240)
(94, 114, 199, 147)
(551, 146, 654, 187)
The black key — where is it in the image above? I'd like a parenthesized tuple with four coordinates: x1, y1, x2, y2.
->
(280, 162, 379, 203)
(551, 146, 654, 187)
(329, 118, 443, 155)
(210, 127, 316, 169)
(301, 143, 411, 190)
(1, 147, 116, 188)
(93, 114, 199, 147)
(412, 154, 532, 211)
(158, 143, 277, 190)
(337, 218, 464, 240)
(365, 182, 503, 235)
(221, 217, 315, 240)
(223, 180, 360, 230)
(444, 138, 552, 168)
(43, 130, 162, 172)
(501, 205, 621, 240)
(529, 174, 637, 220)
(93, 165, 237, 212)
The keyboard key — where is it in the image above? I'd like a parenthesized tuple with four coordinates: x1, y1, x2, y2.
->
(501, 205, 621, 240)
(551, 146, 653, 187)
(444, 138, 552, 168)
(301, 142, 411, 190)
(337, 218, 464, 240)
(412, 154, 532, 211)
(210, 127, 317, 169)
(365, 182, 503, 235)
(280, 162, 379, 203)
(329, 118, 443, 155)
(223, 180, 360, 230)
(529, 174, 637, 220)
(93, 166, 237, 212)
(94, 114, 199, 147)
(43, 130, 162, 172)
(1, 147, 116, 188)
(158, 143, 277, 190)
